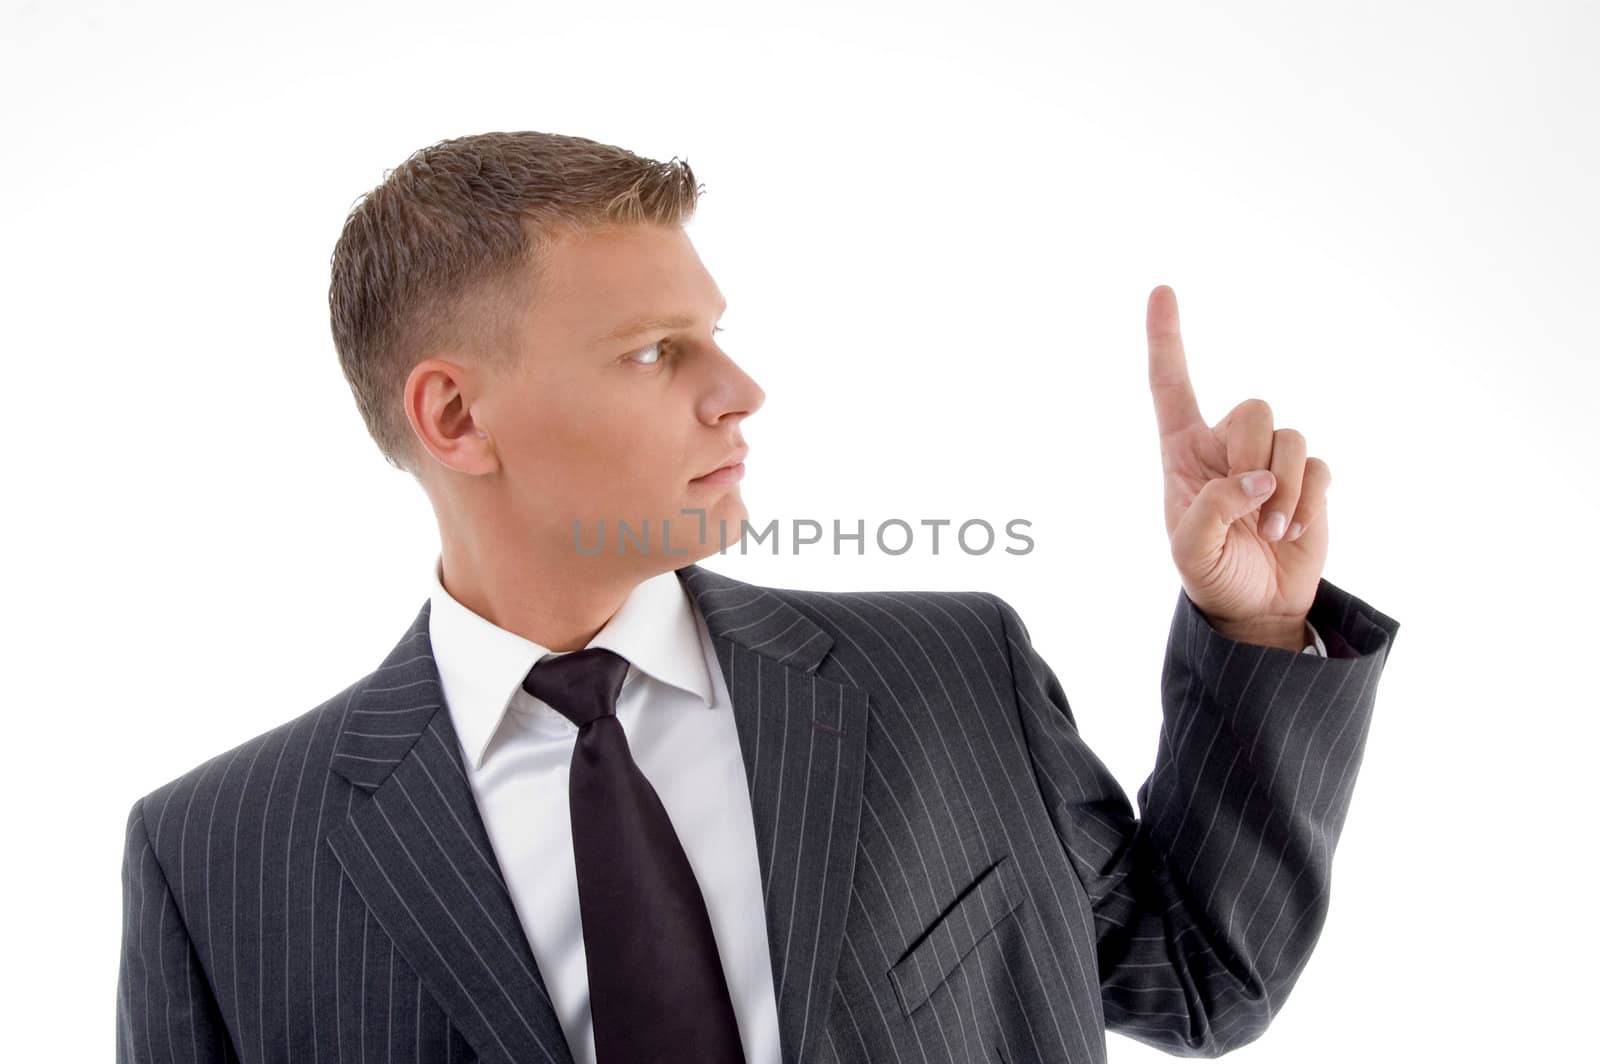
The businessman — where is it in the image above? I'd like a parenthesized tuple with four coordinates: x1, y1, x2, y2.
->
(116, 131, 1400, 1064)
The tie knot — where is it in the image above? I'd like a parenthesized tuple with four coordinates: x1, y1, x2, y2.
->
(520, 646, 631, 728)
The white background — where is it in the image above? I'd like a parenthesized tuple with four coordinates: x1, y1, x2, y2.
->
(5, 0, 1595, 1059)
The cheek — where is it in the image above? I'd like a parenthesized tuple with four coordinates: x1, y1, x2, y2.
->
(559, 404, 686, 497)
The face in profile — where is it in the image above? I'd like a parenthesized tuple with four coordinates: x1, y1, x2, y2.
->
(467, 222, 766, 575)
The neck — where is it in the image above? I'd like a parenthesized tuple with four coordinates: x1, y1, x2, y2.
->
(436, 534, 669, 652)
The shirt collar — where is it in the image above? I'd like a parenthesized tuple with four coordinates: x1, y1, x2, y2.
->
(427, 554, 713, 771)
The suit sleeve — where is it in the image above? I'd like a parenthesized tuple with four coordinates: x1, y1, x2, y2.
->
(117, 796, 237, 1063)
(987, 576, 1400, 1057)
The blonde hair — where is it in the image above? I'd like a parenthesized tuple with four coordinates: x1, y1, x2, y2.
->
(328, 131, 703, 474)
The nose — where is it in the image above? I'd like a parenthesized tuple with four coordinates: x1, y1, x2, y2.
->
(699, 346, 765, 425)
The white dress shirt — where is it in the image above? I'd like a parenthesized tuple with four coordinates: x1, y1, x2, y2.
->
(1304, 618, 1328, 656)
(427, 555, 783, 1064)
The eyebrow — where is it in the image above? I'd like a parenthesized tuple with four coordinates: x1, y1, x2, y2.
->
(593, 299, 728, 348)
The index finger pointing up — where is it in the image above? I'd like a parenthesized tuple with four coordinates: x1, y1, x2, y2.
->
(1147, 284, 1204, 438)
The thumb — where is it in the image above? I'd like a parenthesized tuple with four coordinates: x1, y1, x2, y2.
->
(1179, 470, 1276, 552)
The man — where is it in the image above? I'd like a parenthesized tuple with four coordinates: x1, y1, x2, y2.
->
(116, 131, 1400, 1064)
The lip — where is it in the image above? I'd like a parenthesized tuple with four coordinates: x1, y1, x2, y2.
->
(690, 445, 749, 483)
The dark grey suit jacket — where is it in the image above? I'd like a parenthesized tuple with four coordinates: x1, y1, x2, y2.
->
(116, 562, 1400, 1064)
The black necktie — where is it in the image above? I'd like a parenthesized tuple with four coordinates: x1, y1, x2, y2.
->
(521, 647, 746, 1064)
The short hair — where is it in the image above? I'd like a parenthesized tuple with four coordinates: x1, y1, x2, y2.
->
(328, 131, 704, 475)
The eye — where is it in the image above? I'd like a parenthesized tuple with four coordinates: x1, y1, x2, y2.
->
(628, 340, 667, 365)
(625, 326, 724, 366)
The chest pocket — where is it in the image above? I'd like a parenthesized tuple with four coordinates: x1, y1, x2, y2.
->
(887, 854, 1023, 1017)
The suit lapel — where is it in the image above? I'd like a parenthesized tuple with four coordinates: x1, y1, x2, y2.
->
(325, 605, 575, 1064)
(325, 562, 869, 1064)
(676, 563, 870, 1064)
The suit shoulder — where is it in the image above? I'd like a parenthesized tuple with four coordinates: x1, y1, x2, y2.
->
(768, 582, 1005, 639)
(129, 676, 364, 835)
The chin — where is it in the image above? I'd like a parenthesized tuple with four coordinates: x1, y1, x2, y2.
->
(670, 490, 748, 559)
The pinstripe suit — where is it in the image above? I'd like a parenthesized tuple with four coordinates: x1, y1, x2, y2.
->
(117, 561, 1400, 1064)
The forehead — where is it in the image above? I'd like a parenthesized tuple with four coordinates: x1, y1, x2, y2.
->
(526, 223, 724, 334)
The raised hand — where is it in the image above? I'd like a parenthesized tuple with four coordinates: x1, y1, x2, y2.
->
(1145, 285, 1331, 649)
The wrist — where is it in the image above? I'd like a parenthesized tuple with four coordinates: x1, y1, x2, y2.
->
(1208, 616, 1309, 652)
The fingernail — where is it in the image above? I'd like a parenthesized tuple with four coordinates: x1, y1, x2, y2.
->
(1287, 521, 1303, 540)
(1242, 471, 1274, 496)
(1262, 512, 1287, 540)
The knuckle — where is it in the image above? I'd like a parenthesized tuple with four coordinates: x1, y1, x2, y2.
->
(1243, 397, 1273, 420)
